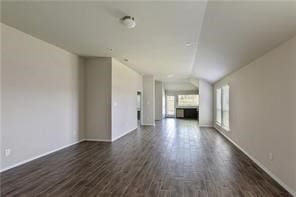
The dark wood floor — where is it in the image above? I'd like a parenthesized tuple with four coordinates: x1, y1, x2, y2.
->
(1, 119, 292, 197)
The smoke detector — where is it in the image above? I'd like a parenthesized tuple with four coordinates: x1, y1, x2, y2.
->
(121, 16, 136, 29)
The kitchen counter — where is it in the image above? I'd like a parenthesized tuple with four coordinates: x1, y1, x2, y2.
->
(176, 107, 198, 120)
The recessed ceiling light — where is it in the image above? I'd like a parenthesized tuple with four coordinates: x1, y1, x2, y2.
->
(121, 16, 136, 29)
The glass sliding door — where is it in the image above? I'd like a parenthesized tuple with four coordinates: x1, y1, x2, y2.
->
(166, 95, 175, 117)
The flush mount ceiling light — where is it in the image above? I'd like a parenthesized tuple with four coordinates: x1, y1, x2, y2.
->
(121, 16, 136, 29)
(185, 42, 194, 47)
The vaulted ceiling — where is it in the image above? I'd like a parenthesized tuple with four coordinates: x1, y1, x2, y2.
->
(193, 1, 296, 82)
(2, 1, 296, 84)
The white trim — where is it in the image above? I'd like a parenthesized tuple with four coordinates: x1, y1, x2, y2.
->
(199, 125, 213, 128)
(216, 123, 230, 132)
(83, 138, 112, 142)
(111, 128, 137, 142)
(84, 128, 137, 142)
(141, 123, 155, 126)
(0, 128, 136, 172)
(0, 139, 84, 172)
(222, 126, 230, 132)
(0, 129, 138, 172)
(214, 127, 296, 196)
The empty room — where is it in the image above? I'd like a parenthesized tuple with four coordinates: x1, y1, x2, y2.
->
(1, 1, 296, 196)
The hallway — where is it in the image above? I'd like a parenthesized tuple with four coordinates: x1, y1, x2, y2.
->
(0, 119, 290, 196)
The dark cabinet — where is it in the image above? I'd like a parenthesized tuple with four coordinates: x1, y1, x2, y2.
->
(176, 108, 198, 120)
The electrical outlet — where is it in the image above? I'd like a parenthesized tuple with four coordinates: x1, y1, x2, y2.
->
(268, 153, 273, 161)
(5, 149, 11, 157)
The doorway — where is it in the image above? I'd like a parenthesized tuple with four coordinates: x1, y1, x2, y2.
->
(137, 91, 141, 125)
(166, 95, 175, 117)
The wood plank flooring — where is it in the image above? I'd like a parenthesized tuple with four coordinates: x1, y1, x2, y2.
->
(0, 119, 292, 196)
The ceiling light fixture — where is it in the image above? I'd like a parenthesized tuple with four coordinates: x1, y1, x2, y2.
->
(185, 42, 193, 47)
(124, 58, 128, 62)
(121, 16, 136, 29)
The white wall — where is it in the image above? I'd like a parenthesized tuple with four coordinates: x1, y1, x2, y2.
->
(84, 57, 112, 141)
(1, 23, 84, 171)
(162, 85, 165, 119)
(143, 75, 155, 125)
(78, 62, 85, 140)
(0, 23, 3, 170)
(214, 36, 296, 194)
(111, 58, 142, 141)
(199, 80, 213, 126)
(84, 58, 142, 142)
(155, 81, 164, 121)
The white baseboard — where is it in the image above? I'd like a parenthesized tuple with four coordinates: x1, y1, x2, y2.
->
(83, 128, 137, 143)
(111, 127, 137, 142)
(199, 124, 213, 127)
(0, 139, 84, 173)
(141, 123, 155, 126)
(214, 127, 296, 196)
(83, 138, 112, 142)
(0, 131, 131, 172)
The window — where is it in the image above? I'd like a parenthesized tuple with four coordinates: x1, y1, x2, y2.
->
(216, 85, 230, 131)
(222, 85, 230, 130)
(178, 95, 199, 107)
(216, 88, 222, 125)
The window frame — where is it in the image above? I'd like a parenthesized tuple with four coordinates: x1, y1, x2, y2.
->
(216, 88, 222, 126)
(222, 85, 230, 131)
(216, 84, 230, 131)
